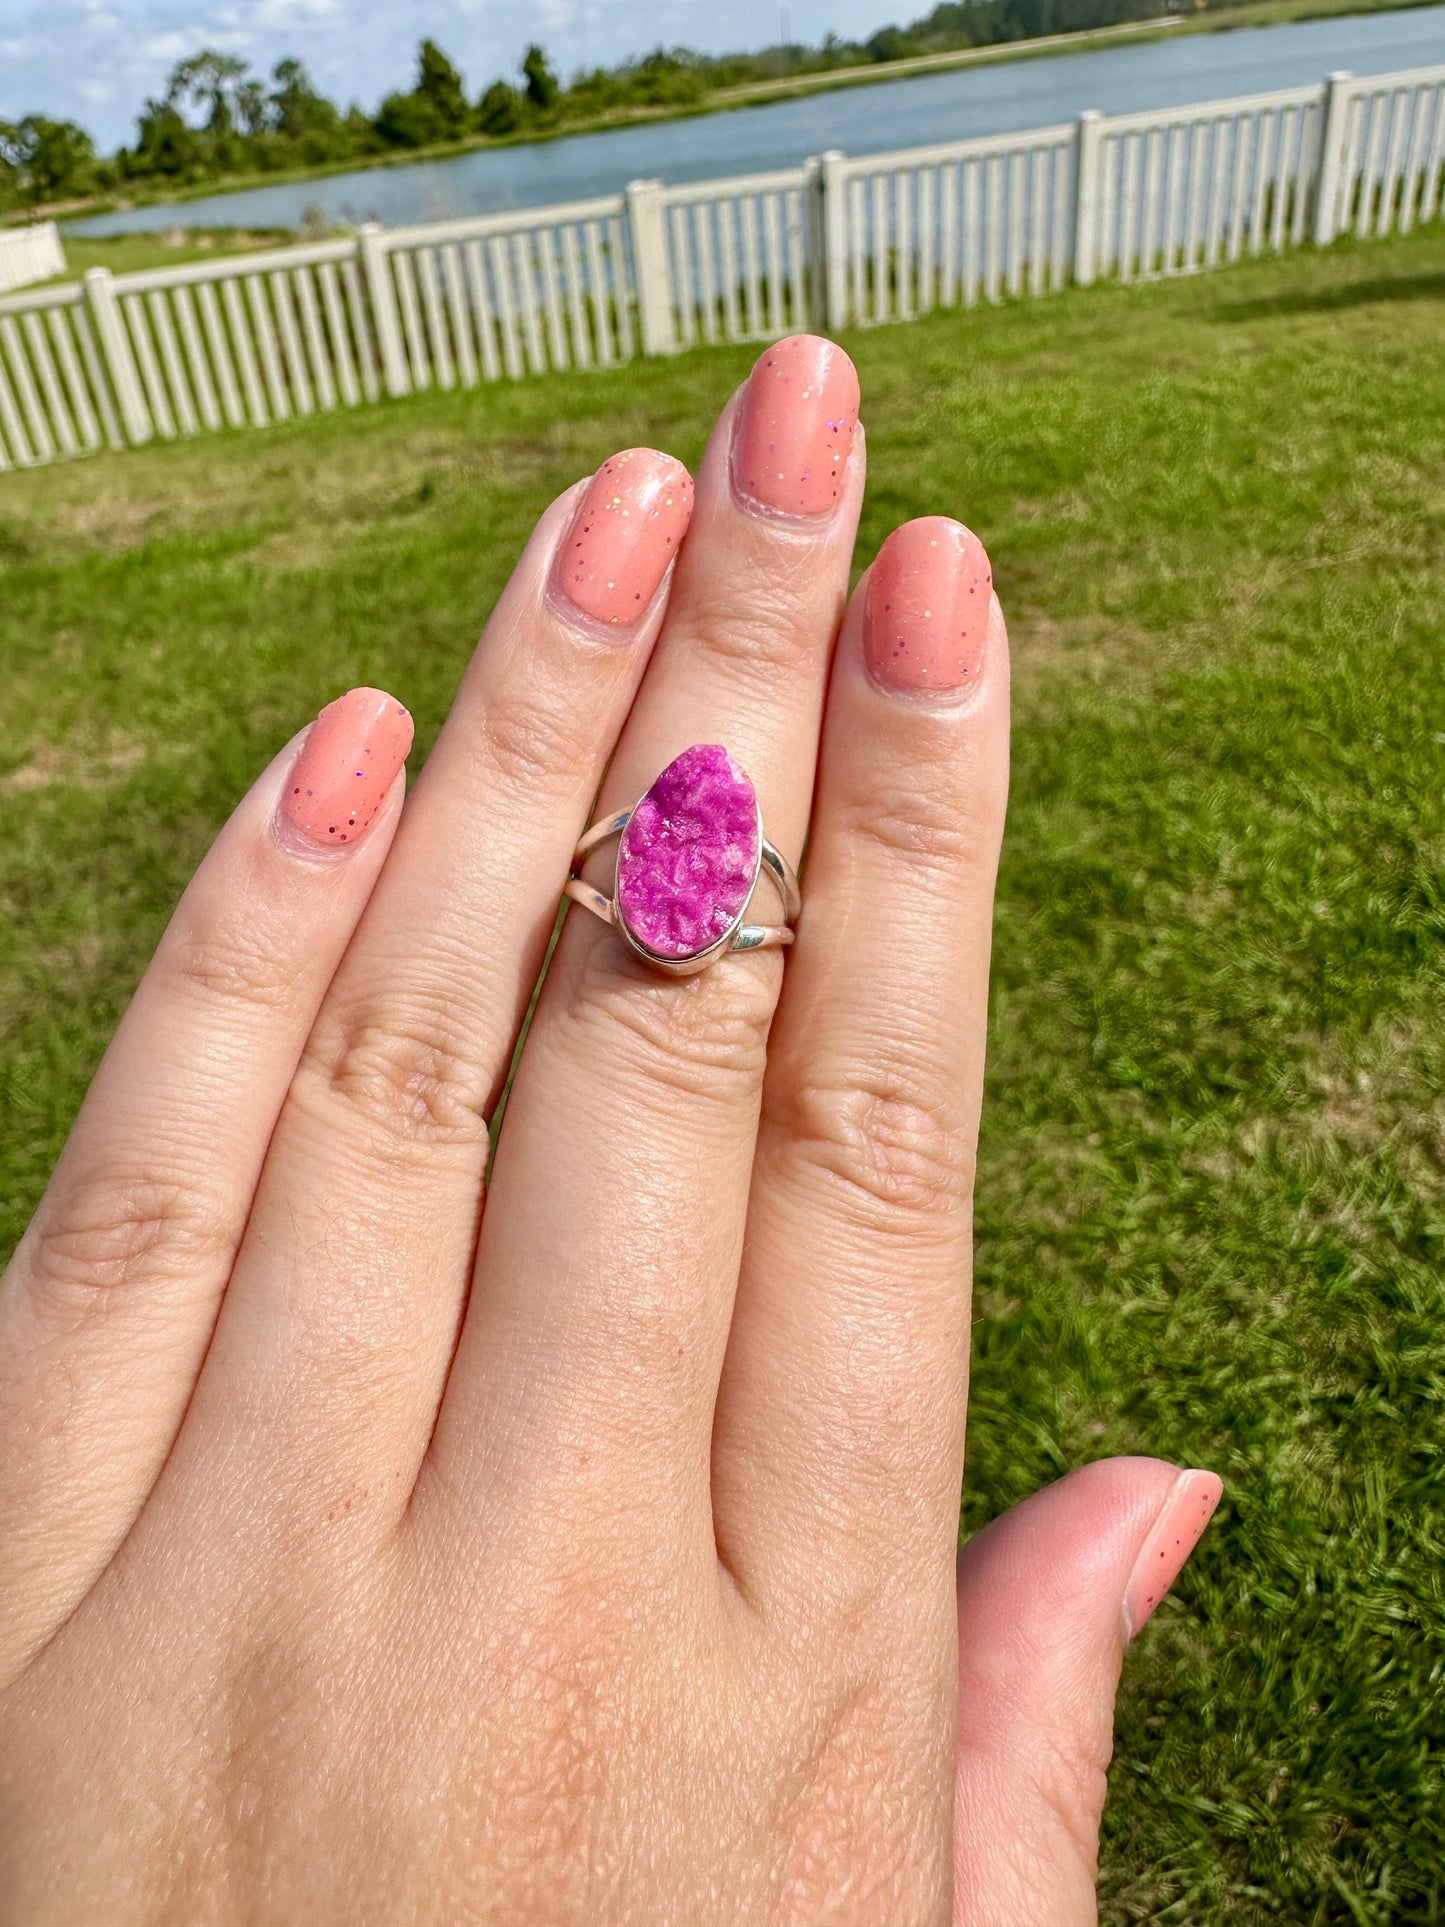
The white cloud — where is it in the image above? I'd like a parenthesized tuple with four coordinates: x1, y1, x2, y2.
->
(253, 0, 341, 23)
(137, 29, 196, 62)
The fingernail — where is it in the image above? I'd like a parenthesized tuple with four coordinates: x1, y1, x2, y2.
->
(554, 447, 694, 627)
(731, 333, 859, 518)
(281, 687, 413, 848)
(864, 517, 993, 695)
(1122, 1469, 1223, 1639)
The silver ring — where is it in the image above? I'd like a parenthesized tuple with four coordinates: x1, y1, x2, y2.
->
(565, 743, 799, 977)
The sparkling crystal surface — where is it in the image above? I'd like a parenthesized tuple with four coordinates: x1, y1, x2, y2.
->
(616, 744, 759, 960)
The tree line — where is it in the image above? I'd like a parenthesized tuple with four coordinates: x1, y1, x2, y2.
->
(0, 0, 1219, 213)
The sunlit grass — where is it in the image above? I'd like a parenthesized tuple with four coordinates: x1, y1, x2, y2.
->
(2, 227, 1443, 1923)
(34, 227, 305, 286)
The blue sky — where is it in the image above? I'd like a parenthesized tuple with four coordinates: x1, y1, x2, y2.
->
(0, 0, 904, 149)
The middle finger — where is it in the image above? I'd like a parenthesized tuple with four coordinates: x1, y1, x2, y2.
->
(427, 336, 863, 1542)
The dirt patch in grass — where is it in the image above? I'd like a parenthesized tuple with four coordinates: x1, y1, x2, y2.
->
(1, 736, 147, 793)
(27, 417, 603, 566)
(237, 525, 356, 573)
(1006, 608, 1181, 686)
(55, 492, 171, 552)
(1300, 1018, 1445, 1168)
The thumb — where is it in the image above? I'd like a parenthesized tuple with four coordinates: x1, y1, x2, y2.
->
(953, 1457, 1223, 1927)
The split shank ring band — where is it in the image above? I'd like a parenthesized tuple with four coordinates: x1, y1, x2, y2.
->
(565, 744, 800, 977)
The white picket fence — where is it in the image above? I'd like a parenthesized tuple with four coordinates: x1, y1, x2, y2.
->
(0, 222, 65, 296)
(0, 63, 1441, 472)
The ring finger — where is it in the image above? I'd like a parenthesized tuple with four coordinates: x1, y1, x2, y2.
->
(717, 520, 1008, 1615)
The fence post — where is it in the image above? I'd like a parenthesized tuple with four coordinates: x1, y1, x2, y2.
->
(814, 149, 850, 331)
(359, 223, 410, 397)
(1312, 71, 1354, 246)
(626, 179, 676, 357)
(83, 267, 150, 445)
(1073, 110, 1105, 286)
(803, 155, 824, 327)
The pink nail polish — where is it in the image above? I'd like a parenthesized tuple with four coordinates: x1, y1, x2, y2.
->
(1122, 1469, 1223, 1639)
(555, 447, 694, 627)
(281, 687, 413, 848)
(731, 334, 859, 518)
(865, 517, 993, 694)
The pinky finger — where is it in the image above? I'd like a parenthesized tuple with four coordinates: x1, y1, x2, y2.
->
(0, 687, 412, 1682)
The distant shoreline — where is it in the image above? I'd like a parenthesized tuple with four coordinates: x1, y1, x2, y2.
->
(16, 0, 1441, 234)
(36, 18, 1190, 230)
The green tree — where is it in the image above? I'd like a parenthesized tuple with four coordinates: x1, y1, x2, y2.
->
(341, 103, 385, 155)
(0, 116, 97, 204)
(168, 51, 250, 136)
(27, 116, 97, 200)
(521, 44, 560, 113)
(0, 124, 19, 210)
(622, 52, 706, 107)
(865, 25, 916, 59)
(476, 80, 523, 136)
(235, 78, 268, 136)
(416, 39, 468, 136)
(270, 58, 323, 137)
(373, 91, 446, 148)
(268, 57, 343, 159)
(130, 97, 199, 177)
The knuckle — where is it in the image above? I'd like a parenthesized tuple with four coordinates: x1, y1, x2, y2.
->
(845, 778, 993, 875)
(25, 1171, 236, 1321)
(678, 569, 826, 684)
(297, 1007, 492, 1153)
(559, 936, 775, 1106)
(473, 684, 598, 804)
(163, 925, 301, 1013)
(773, 1063, 972, 1225)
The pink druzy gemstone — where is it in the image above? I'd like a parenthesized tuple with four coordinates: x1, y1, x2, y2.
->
(616, 745, 760, 960)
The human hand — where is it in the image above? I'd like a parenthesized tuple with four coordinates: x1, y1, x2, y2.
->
(0, 335, 1219, 1926)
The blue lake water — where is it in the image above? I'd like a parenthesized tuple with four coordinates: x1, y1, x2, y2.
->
(69, 6, 1445, 237)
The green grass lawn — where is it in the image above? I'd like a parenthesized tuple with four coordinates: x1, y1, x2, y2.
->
(2, 230, 1442, 1922)
(35, 227, 303, 286)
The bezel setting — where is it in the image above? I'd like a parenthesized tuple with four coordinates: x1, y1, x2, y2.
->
(612, 791, 765, 976)
(563, 743, 799, 977)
